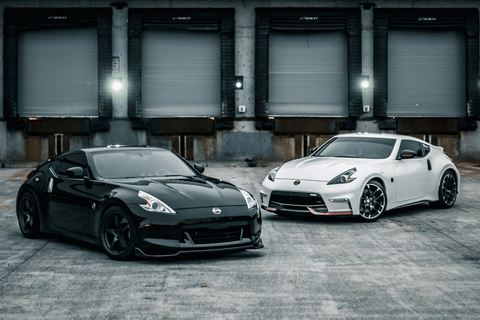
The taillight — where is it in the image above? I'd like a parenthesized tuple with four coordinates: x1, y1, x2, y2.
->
(445, 153, 453, 162)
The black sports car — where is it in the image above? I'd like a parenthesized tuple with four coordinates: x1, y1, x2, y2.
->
(16, 145, 263, 260)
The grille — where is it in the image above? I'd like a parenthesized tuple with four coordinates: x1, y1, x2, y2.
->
(269, 191, 327, 213)
(184, 227, 244, 245)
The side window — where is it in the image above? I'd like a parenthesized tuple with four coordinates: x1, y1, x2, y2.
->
(58, 153, 88, 176)
(398, 140, 423, 158)
(423, 143, 431, 156)
(49, 159, 61, 173)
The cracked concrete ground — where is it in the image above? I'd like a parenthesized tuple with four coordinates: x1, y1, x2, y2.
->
(0, 162, 479, 319)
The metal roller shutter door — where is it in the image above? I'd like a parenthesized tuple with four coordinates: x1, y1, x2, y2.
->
(142, 30, 221, 117)
(18, 28, 99, 117)
(388, 30, 466, 117)
(268, 32, 348, 117)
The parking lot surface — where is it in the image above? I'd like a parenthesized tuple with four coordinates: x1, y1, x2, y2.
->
(1, 161, 479, 319)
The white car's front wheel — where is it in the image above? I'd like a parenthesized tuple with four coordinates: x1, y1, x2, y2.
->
(358, 180, 386, 222)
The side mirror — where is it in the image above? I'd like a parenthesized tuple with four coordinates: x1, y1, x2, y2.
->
(398, 150, 416, 160)
(66, 167, 85, 178)
(310, 147, 318, 154)
(194, 163, 205, 174)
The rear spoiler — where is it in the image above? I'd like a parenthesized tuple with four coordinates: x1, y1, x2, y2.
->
(433, 145, 454, 161)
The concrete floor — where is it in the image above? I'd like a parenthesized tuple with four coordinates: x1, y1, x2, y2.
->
(0, 162, 479, 319)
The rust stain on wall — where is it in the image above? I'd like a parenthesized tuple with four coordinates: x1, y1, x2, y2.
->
(26, 136, 47, 162)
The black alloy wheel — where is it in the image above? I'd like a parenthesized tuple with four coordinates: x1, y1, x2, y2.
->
(430, 170, 457, 209)
(17, 192, 41, 238)
(100, 207, 136, 260)
(358, 180, 386, 222)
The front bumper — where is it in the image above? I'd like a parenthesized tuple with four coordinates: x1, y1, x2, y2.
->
(260, 178, 362, 217)
(130, 205, 263, 257)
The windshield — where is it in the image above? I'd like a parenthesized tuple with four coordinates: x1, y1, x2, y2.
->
(92, 150, 196, 179)
(314, 137, 396, 159)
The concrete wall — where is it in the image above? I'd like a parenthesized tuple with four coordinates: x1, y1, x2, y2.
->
(1, 0, 480, 165)
(0, 121, 6, 167)
(460, 121, 480, 161)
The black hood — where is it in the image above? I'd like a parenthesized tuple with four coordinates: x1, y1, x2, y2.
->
(109, 175, 247, 210)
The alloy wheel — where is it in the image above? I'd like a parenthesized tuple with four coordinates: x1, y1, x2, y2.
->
(20, 197, 35, 233)
(359, 182, 386, 221)
(17, 192, 41, 238)
(441, 172, 457, 206)
(102, 214, 132, 255)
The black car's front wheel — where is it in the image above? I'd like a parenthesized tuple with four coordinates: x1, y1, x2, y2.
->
(358, 180, 386, 222)
(100, 206, 136, 261)
(17, 192, 41, 238)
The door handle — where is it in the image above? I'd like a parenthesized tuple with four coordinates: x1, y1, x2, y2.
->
(427, 159, 432, 171)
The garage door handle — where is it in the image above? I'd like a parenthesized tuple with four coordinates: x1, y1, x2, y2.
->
(427, 159, 432, 171)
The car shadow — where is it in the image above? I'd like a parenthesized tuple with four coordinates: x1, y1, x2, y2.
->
(46, 234, 104, 253)
(135, 249, 266, 264)
(262, 211, 358, 224)
(382, 202, 434, 219)
(262, 202, 436, 223)
(38, 233, 266, 263)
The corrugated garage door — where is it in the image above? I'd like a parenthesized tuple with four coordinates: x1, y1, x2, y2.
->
(388, 30, 466, 117)
(18, 28, 99, 117)
(268, 32, 348, 117)
(142, 30, 221, 117)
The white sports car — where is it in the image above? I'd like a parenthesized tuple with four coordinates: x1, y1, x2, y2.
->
(260, 133, 459, 222)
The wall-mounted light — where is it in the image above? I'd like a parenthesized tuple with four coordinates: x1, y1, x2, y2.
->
(360, 75, 370, 89)
(234, 76, 243, 90)
(109, 77, 123, 93)
(112, 78, 123, 91)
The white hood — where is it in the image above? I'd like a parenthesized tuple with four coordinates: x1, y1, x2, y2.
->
(275, 157, 382, 182)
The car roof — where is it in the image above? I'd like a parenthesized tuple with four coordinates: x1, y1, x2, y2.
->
(59, 145, 170, 156)
(335, 132, 427, 143)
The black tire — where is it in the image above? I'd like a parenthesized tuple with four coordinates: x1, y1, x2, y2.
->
(358, 180, 387, 222)
(429, 170, 457, 209)
(100, 206, 136, 261)
(17, 192, 42, 238)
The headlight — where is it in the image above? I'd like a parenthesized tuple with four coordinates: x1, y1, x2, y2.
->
(240, 189, 257, 210)
(267, 166, 281, 182)
(138, 190, 176, 214)
(327, 168, 357, 185)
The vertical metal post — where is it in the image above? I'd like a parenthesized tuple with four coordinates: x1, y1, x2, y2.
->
(55, 133, 63, 156)
(180, 135, 186, 158)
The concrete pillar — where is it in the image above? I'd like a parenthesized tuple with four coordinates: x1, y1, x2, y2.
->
(94, 5, 140, 146)
(111, 5, 129, 119)
(234, 2, 256, 118)
(360, 4, 375, 120)
(0, 3, 3, 120)
(0, 4, 5, 165)
(0, 122, 6, 166)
